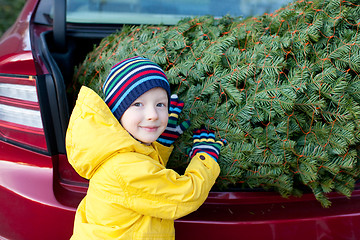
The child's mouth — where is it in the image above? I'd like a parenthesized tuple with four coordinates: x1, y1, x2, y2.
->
(141, 126, 158, 132)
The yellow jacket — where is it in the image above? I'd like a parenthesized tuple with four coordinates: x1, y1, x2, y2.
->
(66, 86, 220, 239)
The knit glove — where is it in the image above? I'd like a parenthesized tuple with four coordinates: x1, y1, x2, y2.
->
(189, 128, 227, 162)
(157, 94, 190, 147)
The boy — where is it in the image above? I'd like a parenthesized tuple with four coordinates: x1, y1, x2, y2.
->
(66, 56, 225, 239)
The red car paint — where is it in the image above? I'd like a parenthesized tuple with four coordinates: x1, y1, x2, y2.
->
(1, 0, 360, 239)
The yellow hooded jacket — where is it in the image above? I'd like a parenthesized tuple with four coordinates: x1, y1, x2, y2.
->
(66, 86, 220, 239)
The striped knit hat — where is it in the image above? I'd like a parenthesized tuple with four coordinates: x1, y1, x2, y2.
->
(103, 56, 171, 120)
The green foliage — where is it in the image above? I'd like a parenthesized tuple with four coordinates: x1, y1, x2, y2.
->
(72, 0, 360, 207)
(0, 0, 26, 36)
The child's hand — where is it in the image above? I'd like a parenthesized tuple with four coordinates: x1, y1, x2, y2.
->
(189, 128, 227, 162)
(156, 94, 190, 147)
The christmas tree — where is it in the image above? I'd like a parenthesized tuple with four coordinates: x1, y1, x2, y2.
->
(71, 0, 360, 207)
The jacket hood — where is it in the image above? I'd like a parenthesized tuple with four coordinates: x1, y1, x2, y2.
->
(65, 86, 157, 179)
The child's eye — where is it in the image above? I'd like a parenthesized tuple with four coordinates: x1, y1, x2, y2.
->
(133, 102, 142, 107)
(156, 103, 166, 107)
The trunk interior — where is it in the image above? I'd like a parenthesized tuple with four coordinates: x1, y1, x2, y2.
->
(39, 28, 118, 207)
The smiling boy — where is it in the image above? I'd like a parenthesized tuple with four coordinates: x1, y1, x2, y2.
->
(66, 57, 225, 239)
(120, 87, 168, 144)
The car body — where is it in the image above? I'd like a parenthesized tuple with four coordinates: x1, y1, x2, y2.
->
(1, 0, 360, 239)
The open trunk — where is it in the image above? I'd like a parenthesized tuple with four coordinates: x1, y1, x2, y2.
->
(37, 15, 360, 240)
(24, 0, 360, 239)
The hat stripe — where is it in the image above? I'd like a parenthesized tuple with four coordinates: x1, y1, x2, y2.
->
(110, 76, 168, 113)
(107, 69, 168, 106)
(105, 65, 167, 102)
(104, 57, 163, 93)
(103, 58, 150, 93)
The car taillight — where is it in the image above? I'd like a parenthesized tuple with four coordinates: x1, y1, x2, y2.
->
(0, 75, 47, 151)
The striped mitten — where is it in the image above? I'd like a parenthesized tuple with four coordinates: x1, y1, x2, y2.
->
(157, 94, 190, 147)
(189, 128, 226, 162)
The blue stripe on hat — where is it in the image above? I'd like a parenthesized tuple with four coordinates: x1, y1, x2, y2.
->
(103, 57, 149, 94)
(105, 66, 167, 102)
(110, 76, 169, 113)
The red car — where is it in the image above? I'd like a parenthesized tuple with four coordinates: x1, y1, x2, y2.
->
(1, 0, 360, 239)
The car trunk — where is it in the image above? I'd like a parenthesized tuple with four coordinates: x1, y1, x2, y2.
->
(31, 2, 360, 239)
(37, 22, 360, 235)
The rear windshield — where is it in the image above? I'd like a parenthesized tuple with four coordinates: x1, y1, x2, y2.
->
(31, 0, 292, 26)
(66, 0, 292, 25)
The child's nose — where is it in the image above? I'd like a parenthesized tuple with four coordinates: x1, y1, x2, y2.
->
(145, 106, 158, 120)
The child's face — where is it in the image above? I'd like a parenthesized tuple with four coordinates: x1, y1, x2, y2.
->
(120, 87, 169, 145)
